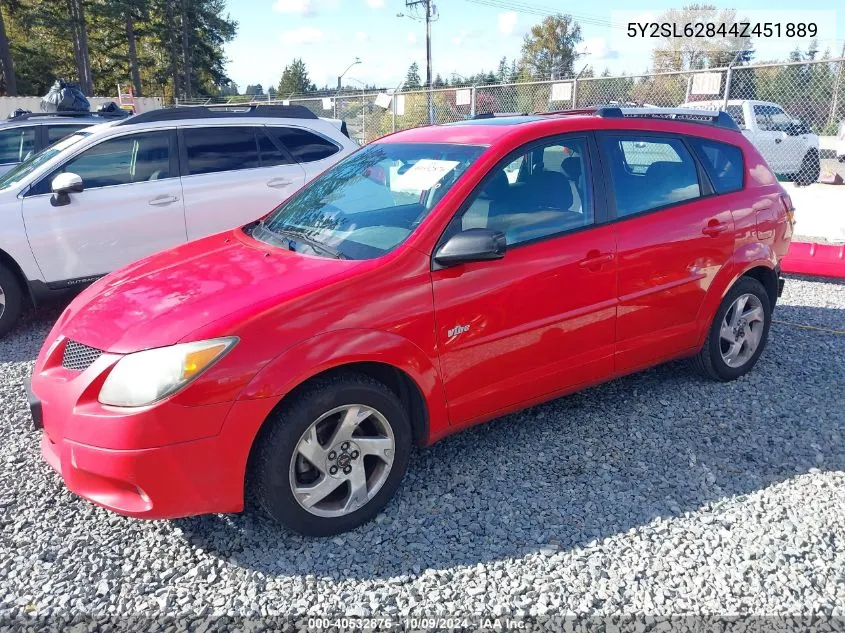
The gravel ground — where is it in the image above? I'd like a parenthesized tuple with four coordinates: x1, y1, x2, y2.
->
(1, 277, 844, 630)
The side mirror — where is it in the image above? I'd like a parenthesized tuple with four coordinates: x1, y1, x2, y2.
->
(50, 172, 83, 207)
(434, 228, 506, 267)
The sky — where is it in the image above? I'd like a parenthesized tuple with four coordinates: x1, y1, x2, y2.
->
(222, 0, 844, 93)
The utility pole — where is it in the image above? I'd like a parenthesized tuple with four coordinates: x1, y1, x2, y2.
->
(828, 41, 845, 128)
(404, 0, 436, 123)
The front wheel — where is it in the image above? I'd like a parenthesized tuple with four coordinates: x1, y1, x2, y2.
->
(0, 264, 23, 338)
(692, 277, 772, 382)
(250, 373, 411, 536)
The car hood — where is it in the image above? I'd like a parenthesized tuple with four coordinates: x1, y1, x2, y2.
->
(57, 230, 357, 353)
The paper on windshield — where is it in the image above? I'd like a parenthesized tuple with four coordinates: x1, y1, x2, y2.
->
(391, 159, 461, 193)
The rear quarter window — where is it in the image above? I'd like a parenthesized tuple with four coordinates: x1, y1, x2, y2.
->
(689, 138, 744, 194)
(268, 127, 339, 163)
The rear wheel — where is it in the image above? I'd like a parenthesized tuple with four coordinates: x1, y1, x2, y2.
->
(0, 264, 23, 338)
(250, 373, 411, 536)
(692, 277, 772, 382)
(793, 149, 820, 186)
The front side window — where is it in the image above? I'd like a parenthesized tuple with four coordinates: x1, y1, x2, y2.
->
(601, 135, 701, 217)
(0, 132, 89, 192)
(453, 137, 594, 246)
(258, 142, 485, 259)
(0, 127, 35, 164)
(51, 131, 172, 190)
(184, 126, 261, 175)
(269, 126, 339, 163)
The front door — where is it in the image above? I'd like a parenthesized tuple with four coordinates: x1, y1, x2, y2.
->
(431, 135, 617, 426)
(21, 129, 186, 282)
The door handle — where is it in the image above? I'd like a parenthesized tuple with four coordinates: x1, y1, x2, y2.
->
(148, 195, 179, 206)
(702, 221, 728, 237)
(267, 178, 293, 189)
(578, 251, 614, 268)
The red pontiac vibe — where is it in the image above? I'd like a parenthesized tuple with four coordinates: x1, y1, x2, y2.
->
(28, 108, 793, 536)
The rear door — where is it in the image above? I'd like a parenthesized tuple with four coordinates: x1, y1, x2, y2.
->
(431, 134, 617, 425)
(179, 125, 307, 240)
(265, 125, 345, 182)
(21, 129, 186, 282)
(597, 132, 735, 374)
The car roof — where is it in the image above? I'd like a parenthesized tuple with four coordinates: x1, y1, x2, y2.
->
(376, 109, 741, 145)
(0, 114, 105, 128)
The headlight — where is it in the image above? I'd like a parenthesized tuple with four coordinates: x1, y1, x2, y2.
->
(98, 337, 237, 407)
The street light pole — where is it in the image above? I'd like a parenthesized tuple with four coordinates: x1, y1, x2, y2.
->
(335, 57, 361, 120)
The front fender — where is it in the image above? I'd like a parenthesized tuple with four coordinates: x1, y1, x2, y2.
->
(693, 243, 777, 348)
(237, 328, 450, 444)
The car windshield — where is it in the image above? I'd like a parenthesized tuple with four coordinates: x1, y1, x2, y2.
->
(259, 142, 486, 260)
(0, 131, 90, 191)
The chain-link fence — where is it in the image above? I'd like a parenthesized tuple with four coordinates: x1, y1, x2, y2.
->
(179, 57, 845, 184)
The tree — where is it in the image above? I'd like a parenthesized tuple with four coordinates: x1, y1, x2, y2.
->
(405, 62, 421, 89)
(520, 14, 582, 80)
(267, 86, 276, 98)
(0, 1, 17, 95)
(278, 58, 315, 96)
(245, 83, 264, 95)
(651, 5, 752, 72)
(496, 56, 508, 83)
(432, 73, 445, 88)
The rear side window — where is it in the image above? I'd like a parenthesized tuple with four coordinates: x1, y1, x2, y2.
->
(689, 138, 744, 194)
(0, 127, 35, 164)
(269, 127, 339, 163)
(600, 135, 701, 217)
(184, 126, 261, 175)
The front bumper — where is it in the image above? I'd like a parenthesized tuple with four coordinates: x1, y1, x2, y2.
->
(29, 358, 277, 520)
(39, 430, 243, 518)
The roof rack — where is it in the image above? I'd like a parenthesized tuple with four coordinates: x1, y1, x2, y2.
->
(116, 104, 318, 126)
(595, 106, 740, 131)
(471, 112, 530, 119)
(5, 110, 125, 121)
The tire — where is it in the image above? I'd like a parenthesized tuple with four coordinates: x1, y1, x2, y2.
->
(250, 373, 412, 536)
(0, 264, 23, 338)
(692, 277, 772, 382)
(794, 149, 820, 186)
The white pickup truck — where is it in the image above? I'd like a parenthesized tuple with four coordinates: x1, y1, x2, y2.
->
(681, 99, 820, 185)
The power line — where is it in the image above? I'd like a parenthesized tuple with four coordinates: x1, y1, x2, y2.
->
(462, 0, 627, 29)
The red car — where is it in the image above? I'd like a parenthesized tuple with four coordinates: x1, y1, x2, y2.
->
(28, 108, 794, 536)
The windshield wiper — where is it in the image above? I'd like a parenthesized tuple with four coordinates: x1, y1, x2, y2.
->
(262, 224, 347, 260)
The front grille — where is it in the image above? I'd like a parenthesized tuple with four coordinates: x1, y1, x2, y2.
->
(61, 340, 103, 372)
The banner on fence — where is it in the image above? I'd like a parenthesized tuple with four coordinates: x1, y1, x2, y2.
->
(456, 89, 472, 106)
(375, 93, 392, 109)
(396, 95, 405, 116)
(321, 97, 333, 111)
(551, 82, 573, 102)
(691, 72, 722, 96)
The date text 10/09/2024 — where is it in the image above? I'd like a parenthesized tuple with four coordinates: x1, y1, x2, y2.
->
(627, 22, 817, 39)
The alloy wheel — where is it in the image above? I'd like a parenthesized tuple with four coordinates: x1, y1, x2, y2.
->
(719, 293, 765, 367)
(288, 404, 395, 518)
(0, 282, 5, 320)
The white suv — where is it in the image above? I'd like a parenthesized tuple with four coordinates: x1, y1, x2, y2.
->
(0, 105, 358, 335)
(681, 99, 820, 185)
